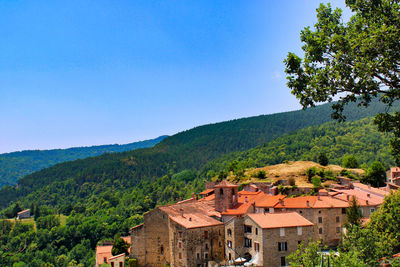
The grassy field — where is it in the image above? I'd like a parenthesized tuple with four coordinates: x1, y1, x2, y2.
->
(1, 214, 68, 230)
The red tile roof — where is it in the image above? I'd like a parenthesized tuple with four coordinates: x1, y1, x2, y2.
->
(254, 194, 286, 208)
(199, 189, 214, 195)
(109, 253, 125, 260)
(274, 196, 348, 209)
(247, 212, 314, 229)
(159, 201, 223, 229)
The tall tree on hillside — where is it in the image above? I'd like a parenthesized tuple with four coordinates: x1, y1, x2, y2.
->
(284, 0, 400, 164)
(364, 161, 386, 187)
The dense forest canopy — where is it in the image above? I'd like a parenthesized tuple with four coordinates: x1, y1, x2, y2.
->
(0, 136, 167, 189)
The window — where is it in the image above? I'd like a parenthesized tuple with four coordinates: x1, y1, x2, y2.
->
(297, 226, 302, 235)
(319, 210, 322, 214)
(319, 228, 323, 234)
(229, 253, 232, 260)
(299, 210, 303, 214)
(179, 252, 182, 259)
(281, 256, 286, 266)
(197, 253, 200, 259)
(119, 263, 123, 267)
(227, 229, 232, 236)
(255, 228, 258, 235)
(205, 243, 209, 250)
(178, 231, 182, 238)
(244, 225, 252, 233)
(278, 242, 288, 251)
(318, 217, 323, 223)
(336, 216, 340, 223)
(280, 227, 285, 237)
(220, 188, 224, 195)
(227, 240, 232, 248)
(204, 231, 208, 239)
(219, 241, 222, 247)
(244, 238, 252, 248)
(342, 208, 346, 214)
(254, 242, 260, 252)
(264, 208, 270, 213)
(178, 242, 182, 248)
(104, 257, 107, 263)
(161, 245, 164, 255)
(111, 263, 114, 267)
(205, 253, 208, 259)
(336, 227, 340, 234)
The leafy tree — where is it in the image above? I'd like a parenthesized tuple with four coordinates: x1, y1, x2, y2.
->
(364, 161, 386, 187)
(343, 155, 359, 169)
(318, 152, 329, 166)
(284, 0, 400, 164)
(111, 236, 129, 256)
(346, 196, 362, 227)
(312, 176, 322, 188)
(287, 240, 321, 266)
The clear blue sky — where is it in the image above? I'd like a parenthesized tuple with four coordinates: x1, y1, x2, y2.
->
(0, 0, 349, 153)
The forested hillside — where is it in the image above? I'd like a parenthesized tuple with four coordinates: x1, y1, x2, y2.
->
(203, 117, 393, 176)
(0, 136, 167, 189)
(0, 99, 397, 266)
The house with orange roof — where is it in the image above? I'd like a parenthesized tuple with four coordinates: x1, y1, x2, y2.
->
(130, 200, 224, 267)
(272, 195, 348, 247)
(95, 237, 131, 267)
(387, 167, 400, 185)
(224, 212, 314, 267)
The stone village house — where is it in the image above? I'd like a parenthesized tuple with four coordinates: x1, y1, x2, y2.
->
(130, 179, 389, 267)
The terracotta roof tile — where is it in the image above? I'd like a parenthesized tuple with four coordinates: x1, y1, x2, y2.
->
(254, 194, 286, 208)
(199, 189, 214, 195)
(247, 212, 314, 229)
(275, 196, 348, 209)
(159, 201, 222, 229)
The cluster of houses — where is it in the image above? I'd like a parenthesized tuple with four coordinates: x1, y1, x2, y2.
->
(96, 169, 398, 267)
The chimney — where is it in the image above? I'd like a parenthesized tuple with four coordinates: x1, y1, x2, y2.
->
(189, 217, 192, 221)
(306, 200, 310, 207)
(180, 208, 184, 217)
(245, 196, 248, 203)
(367, 193, 370, 198)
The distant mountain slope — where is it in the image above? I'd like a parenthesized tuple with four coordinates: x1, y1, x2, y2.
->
(202, 117, 393, 176)
(0, 135, 167, 188)
(0, 98, 396, 209)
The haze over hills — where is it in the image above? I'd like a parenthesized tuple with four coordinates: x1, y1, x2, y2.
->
(0, 135, 167, 189)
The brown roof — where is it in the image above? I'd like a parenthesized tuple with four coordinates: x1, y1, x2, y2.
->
(214, 180, 238, 188)
(159, 201, 222, 229)
(247, 212, 314, 229)
(199, 189, 214, 195)
(109, 253, 125, 260)
(274, 196, 348, 209)
(17, 209, 30, 215)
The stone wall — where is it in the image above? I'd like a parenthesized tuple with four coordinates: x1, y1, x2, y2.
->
(225, 217, 244, 262)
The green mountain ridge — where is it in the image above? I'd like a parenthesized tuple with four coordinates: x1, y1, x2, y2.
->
(0, 98, 396, 209)
(0, 135, 167, 189)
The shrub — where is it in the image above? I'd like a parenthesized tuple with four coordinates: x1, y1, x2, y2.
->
(343, 155, 359, 168)
(311, 176, 322, 188)
(288, 177, 296, 186)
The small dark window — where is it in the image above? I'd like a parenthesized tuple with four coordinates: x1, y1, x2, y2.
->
(336, 227, 340, 234)
(161, 245, 164, 255)
(227, 229, 232, 236)
(342, 208, 346, 214)
(205, 253, 208, 259)
(281, 256, 286, 266)
(244, 225, 252, 233)
(336, 216, 340, 223)
(319, 228, 323, 234)
(256, 228, 258, 235)
(319, 210, 322, 214)
(227, 240, 232, 248)
(205, 243, 209, 250)
(318, 217, 323, 223)
(229, 253, 232, 260)
(197, 253, 200, 259)
(204, 231, 208, 239)
(299, 210, 303, 214)
(178, 242, 181, 248)
(111, 263, 114, 267)
(119, 262, 123, 267)
(220, 188, 224, 195)
(178, 231, 182, 238)
(244, 238, 252, 248)
(278, 242, 288, 251)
